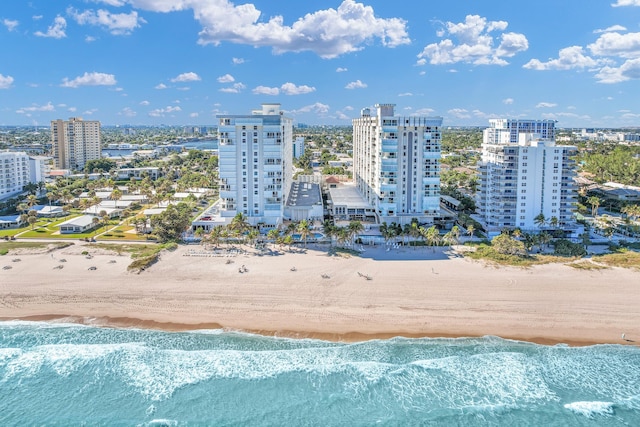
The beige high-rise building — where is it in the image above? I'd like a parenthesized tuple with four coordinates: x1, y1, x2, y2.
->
(51, 117, 101, 170)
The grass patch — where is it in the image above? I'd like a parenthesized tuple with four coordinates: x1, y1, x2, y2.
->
(0, 241, 74, 255)
(592, 249, 640, 270)
(568, 260, 610, 270)
(87, 242, 177, 272)
(463, 244, 572, 267)
(328, 246, 361, 257)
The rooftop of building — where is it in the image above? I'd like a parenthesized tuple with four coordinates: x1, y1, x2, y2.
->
(327, 183, 371, 209)
(286, 182, 322, 207)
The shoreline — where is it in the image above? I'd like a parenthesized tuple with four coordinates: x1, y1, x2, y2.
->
(1, 242, 638, 348)
(0, 315, 627, 348)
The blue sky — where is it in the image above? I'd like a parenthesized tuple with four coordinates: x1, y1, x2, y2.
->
(1, 0, 640, 128)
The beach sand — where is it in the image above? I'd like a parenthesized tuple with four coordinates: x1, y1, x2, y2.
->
(1, 242, 638, 346)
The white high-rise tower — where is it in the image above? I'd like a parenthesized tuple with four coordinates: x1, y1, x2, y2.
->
(352, 104, 443, 224)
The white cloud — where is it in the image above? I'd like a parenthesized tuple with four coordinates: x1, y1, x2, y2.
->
(176, 86, 190, 91)
(595, 58, 640, 83)
(170, 72, 201, 82)
(503, 98, 514, 105)
(93, 0, 127, 6)
(594, 25, 627, 34)
(34, 16, 67, 38)
(68, 107, 77, 112)
(588, 32, 640, 59)
(217, 74, 235, 83)
(398, 92, 413, 97)
(290, 103, 331, 115)
(0, 74, 14, 89)
(280, 82, 315, 95)
(85, 35, 97, 42)
(139, 100, 150, 105)
(417, 15, 528, 66)
(252, 86, 279, 95)
(414, 108, 436, 115)
(126, 0, 409, 59)
(232, 57, 245, 64)
(343, 105, 354, 111)
(536, 102, 557, 108)
(3, 19, 19, 31)
(336, 67, 348, 72)
(345, 79, 367, 89)
(82, 108, 98, 115)
(61, 72, 117, 88)
(148, 105, 182, 117)
(16, 102, 55, 114)
(119, 107, 137, 117)
(190, 112, 199, 118)
(67, 7, 145, 35)
(611, 0, 640, 6)
(219, 82, 246, 93)
(523, 46, 604, 70)
(155, 83, 168, 89)
(32, 15, 43, 21)
(447, 108, 471, 119)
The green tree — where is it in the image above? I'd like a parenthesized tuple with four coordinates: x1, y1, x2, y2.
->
(150, 203, 193, 242)
(587, 196, 601, 218)
(534, 213, 546, 228)
(491, 233, 526, 256)
(297, 219, 311, 248)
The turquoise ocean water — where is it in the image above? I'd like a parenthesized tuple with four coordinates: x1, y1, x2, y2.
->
(1, 321, 639, 426)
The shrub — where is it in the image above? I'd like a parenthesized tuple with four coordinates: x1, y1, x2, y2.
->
(553, 239, 586, 257)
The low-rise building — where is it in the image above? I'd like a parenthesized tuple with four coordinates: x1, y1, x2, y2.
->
(59, 215, 97, 234)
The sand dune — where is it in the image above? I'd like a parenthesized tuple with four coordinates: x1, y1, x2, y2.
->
(1, 242, 638, 346)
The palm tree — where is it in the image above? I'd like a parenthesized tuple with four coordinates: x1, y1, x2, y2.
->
(92, 216, 101, 234)
(348, 220, 364, 246)
(549, 216, 559, 229)
(512, 227, 522, 240)
(622, 204, 640, 221)
(267, 228, 280, 249)
(322, 220, 335, 247)
(17, 202, 28, 214)
(450, 225, 460, 245)
(442, 231, 454, 248)
(26, 194, 38, 208)
(423, 226, 440, 253)
(538, 231, 552, 251)
(466, 224, 475, 240)
(229, 212, 250, 242)
(534, 213, 546, 229)
(335, 226, 349, 248)
(587, 196, 601, 218)
(297, 219, 311, 248)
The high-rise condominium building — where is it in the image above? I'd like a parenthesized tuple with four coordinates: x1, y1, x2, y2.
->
(217, 103, 293, 226)
(51, 117, 101, 170)
(0, 151, 32, 200)
(353, 104, 443, 224)
(477, 119, 578, 236)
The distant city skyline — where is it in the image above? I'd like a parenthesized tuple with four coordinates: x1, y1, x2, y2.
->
(1, 0, 640, 127)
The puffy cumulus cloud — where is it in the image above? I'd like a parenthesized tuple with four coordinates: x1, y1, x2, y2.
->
(280, 82, 315, 95)
(122, 0, 409, 58)
(588, 32, 640, 58)
(336, 67, 348, 72)
(523, 46, 604, 70)
(0, 74, 14, 89)
(290, 102, 331, 115)
(92, 0, 127, 5)
(503, 98, 514, 104)
(219, 82, 246, 93)
(413, 108, 436, 115)
(148, 105, 182, 117)
(536, 102, 557, 108)
(34, 16, 67, 38)
(67, 7, 146, 35)
(417, 15, 528, 66)
(217, 73, 235, 83)
(139, 100, 150, 105)
(335, 111, 350, 120)
(345, 79, 367, 89)
(155, 83, 168, 89)
(594, 25, 627, 34)
(611, 0, 640, 6)
(119, 107, 137, 117)
(232, 57, 244, 64)
(253, 85, 279, 95)
(3, 19, 19, 31)
(16, 102, 56, 114)
(447, 108, 471, 119)
(595, 58, 640, 83)
(85, 35, 97, 42)
(170, 72, 201, 82)
(189, 112, 199, 118)
(82, 108, 98, 115)
(61, 72, 117, 88)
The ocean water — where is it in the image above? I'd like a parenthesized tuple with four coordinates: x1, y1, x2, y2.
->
(1, 322, 639, 426)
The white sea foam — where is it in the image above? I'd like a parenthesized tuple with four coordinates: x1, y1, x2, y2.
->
(564, 401, 614, 418)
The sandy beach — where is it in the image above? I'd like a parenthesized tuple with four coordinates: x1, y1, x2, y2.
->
(1, 242, 638, 346)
